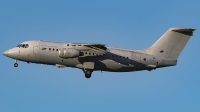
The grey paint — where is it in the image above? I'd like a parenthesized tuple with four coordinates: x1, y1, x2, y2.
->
(3, 28, 195, 78)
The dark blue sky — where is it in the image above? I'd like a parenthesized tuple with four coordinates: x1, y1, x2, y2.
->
(0, 0, 200, 112)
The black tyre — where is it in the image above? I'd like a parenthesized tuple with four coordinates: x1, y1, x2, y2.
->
(84, 69, 92, 78)
(85, 74, 91, 78)
(14, 63, 18, 67)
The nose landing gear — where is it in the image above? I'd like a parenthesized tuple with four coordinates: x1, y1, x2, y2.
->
(14, 60, 18, 67)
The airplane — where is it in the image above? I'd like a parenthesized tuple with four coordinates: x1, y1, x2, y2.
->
(3, 28, 195, 78)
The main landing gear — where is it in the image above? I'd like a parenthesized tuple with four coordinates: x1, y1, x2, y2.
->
(14, 60, 18, 67)
(83, 69, 93, 79)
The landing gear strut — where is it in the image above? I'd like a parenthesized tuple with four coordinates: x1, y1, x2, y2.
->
(83, 69, 93, 78)
(14, 60, 18, 67)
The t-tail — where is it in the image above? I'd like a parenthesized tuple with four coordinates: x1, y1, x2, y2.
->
(143, 28, 195, 59)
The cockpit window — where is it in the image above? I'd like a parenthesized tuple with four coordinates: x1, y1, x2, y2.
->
(17, 44, 22, 47)
(17, 44, 29, 48)
(22, 44, 25, 48)
(25, 44, 29, 48)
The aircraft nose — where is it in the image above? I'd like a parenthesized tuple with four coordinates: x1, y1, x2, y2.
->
(3, 50, 9, 56)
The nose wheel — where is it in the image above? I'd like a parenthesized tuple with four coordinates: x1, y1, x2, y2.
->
(14, 60, 18, 67)
(14, 63, 18, 67)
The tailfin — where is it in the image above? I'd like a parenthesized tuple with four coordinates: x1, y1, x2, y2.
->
(143, 28, 195, 59)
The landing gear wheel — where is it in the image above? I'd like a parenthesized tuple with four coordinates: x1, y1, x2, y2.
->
(84, 69, 93, 79)
(85, 74, 91, 78)
(14, 63, 18, 67)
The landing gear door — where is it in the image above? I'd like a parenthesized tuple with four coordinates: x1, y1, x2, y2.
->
(33, 41, 39, 55)
(83, 62, 95, 70)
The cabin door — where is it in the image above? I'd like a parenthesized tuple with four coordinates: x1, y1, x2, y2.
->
(33, 41, 39, 55)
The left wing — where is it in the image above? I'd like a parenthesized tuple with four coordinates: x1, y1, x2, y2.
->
(71, 43, 107, 55)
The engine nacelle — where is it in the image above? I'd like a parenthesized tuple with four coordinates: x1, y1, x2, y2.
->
(59, 48, 80, 58)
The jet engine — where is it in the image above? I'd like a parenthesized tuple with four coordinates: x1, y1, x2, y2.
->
(59, 48, 80, 58)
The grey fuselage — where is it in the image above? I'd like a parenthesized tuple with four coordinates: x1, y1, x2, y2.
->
(5, 40, 177, 72)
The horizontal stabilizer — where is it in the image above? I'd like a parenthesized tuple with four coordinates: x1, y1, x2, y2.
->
(172, 28, 195, 36)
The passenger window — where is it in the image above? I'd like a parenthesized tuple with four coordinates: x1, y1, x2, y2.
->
(49, 48, 51, 50)
(53, 48, 55, 51)
(56, 49, 58, 51)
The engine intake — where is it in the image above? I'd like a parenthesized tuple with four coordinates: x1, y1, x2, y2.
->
(59, 48, 80, 58)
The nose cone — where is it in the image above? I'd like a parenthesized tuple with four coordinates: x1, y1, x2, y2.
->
(3, 50, 10, 57)
(3, 48, 19, 59)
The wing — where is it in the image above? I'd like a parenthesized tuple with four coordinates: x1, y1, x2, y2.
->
(71, 43, 107, 55)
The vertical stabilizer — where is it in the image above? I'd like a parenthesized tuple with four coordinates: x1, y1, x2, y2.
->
(143, 28, 195, 59)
